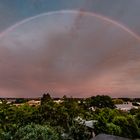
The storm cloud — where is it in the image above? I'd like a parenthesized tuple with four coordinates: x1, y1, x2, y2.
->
(0, 11, 140, 97)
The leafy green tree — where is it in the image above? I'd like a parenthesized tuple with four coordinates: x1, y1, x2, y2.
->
(113, 99, 123, 104)
(113, 116, 140, 138)
(67, 122, 91, 140)
(130, 108, 140, 115)
(14, 104, 38, 125)
(95, 108, 120, 122)
(14, 124, 60, 140)
(1, 94, 140, 140)
(15, 98, 28, 104)
(0, 100, 17, 133)
(41, 93, 52, 105)
(94, 116, 107, 135)
(106, 123, 122, 136)
(62, 97, 79, 118)
(88, 95, 115, 109)
(135, 111, 140, 128)
(94, 108, 123, 137)
(132, 102, 140, 106)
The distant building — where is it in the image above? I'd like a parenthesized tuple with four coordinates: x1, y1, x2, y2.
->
(27, 100, 40, 106)
(54, 99, 63, 104)
(0, 99, 16, 104)
(116, 102, 138, 111)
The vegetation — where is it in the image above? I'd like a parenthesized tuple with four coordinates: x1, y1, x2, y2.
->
(0, 94, 140, 140)
(14, 124, 60, 140)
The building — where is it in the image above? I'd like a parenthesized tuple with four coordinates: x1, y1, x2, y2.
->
(75, 117, 98, 138)
(92, 134, 132, 140)
(27, 100, 40, 106)
(116, 102, 138, 111)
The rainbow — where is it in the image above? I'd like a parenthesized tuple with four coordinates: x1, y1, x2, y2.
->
(0, 10, 140, 41)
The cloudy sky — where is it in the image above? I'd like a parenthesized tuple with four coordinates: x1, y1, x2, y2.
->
(0, 0, 140, 98)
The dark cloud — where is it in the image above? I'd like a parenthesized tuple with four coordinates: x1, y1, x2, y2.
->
(0, 11, 140, 97)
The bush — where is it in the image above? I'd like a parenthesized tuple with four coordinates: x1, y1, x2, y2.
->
(13, 124, 60, 140)
(106, 123, 122, 136)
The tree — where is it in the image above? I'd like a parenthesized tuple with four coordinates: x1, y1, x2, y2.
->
(132, 102, 140, 106)
(130, 108, 140, 115)
(0, 100, 18, 133)
(41, 93, 52, 105)
(113, 116, 140, 138)
(67, 122, 91, 140)
(14, 124, 60, 140)
(89, 95, 115, 109)
(113, 99, 123, 104)
(135, 111, 140, 127)
(94, 114, 108, 135)
(106, 123, 122, 136)
(15, 98, 28, 104)
(94, 108, 122, 137)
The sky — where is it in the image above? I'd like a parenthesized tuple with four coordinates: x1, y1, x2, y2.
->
(0, 0, 140, 98)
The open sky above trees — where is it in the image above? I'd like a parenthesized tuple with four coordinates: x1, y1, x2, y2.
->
(0, 0, 140, 97)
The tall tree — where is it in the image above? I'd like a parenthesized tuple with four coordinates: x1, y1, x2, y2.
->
(41, 93, 52, 105)
(89, 95, 115, 109)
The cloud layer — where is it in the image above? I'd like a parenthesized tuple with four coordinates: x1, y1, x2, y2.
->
(0, 11, 140, 97)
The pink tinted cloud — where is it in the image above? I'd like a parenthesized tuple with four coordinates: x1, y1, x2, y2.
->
(0, 11, 140, 97)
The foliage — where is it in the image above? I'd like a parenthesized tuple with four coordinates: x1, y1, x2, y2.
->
(67, 122, 91, 140)
(15, 98, 28, 104)
(130, 108, 140, 115)
(41, 93, 52, 105)
(94, 108, 140, 139)
(113, 115, 140, 138)
(106, 123, 122, 136)
(88, 95, 115, 109)
(1, 94, 140, 139)
(14, 124, 60, 140)
(113, 99, 123, 104)
(132, 102, 140, 106)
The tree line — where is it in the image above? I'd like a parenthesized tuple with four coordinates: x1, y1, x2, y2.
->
(0, 94, 140, 140)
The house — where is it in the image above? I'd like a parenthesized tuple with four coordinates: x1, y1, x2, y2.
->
(116, 102, 138, 111)
(92, 134, 131, 140)
(27, 100, 40, 106)
(54, 99, 63, 104)
(75, 117, 98, 138)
